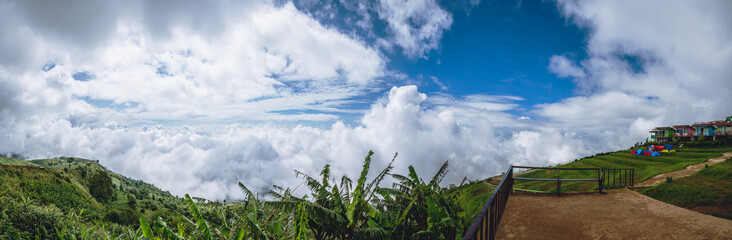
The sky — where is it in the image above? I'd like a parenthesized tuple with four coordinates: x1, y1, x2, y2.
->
(1, 0, 731, 200)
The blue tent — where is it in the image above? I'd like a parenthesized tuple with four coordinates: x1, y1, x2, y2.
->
(664, 144, 673, 150)
(635, 149, 643, 155)
(651, 152, 661, 157)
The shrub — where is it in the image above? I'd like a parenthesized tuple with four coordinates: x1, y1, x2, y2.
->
(666, 176, 673, 183)
(88, 170, 114, 203)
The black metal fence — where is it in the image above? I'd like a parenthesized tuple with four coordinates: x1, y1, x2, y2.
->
(462, 165, 635, 240)
(513, 166, 605, 197)
(602, 168, 635, 189)
(462, 166, 514, 240)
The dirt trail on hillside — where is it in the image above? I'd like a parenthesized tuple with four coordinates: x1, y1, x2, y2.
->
(496, 190, 732, 240)
(636, 151, 732, 187)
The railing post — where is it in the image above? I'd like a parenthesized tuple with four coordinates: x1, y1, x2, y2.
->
(556, 169, 561, 197)
(598, 169, 603, 193)
(631, 169, 634, 190)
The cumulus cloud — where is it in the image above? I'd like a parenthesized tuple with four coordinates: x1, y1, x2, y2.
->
(540, 0, 732, 147)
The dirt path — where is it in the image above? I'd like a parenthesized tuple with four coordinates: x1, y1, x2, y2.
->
(636, 151, 732, 187)
(496, 189, 732, 240)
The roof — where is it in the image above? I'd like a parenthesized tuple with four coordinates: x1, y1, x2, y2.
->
(693, 123, 715, 127)
(656, 127, 673, 130)
(673, 125, 692, 128)
(714, 122, 732, 126)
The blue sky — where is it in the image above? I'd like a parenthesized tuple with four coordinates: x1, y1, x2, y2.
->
(0, 0, 730, 199)
(422, 0, 586, 105)
(287, 0, 590, 122)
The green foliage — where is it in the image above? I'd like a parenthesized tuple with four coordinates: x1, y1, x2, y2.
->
(88, 170, 114, 203)
(265, 151, 465, 239)
(184, 194, 215, 240)
(295, 202, 309, 240)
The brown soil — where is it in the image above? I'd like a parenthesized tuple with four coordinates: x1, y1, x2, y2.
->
(495, 189, 732, 240)
(636, 152, 732, 187)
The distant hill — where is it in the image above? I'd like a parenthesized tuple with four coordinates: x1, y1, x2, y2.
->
(0, 157, 186, 239)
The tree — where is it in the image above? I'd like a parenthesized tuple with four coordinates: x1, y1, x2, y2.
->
(88, 170, 114, 203)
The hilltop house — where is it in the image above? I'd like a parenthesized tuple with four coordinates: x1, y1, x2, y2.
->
(650, 115, 732, 142)
(693, 122, 716, 140)
(651, 127, 674, 143)
(673, 125, 695, 141)
(714, 122, 732, 137)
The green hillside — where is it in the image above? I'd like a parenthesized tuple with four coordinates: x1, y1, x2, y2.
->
(0, 157, 186, 239)
(0, 157, 38, 166)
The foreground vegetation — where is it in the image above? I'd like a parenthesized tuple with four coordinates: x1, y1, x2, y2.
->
(641, 157, 732, 220)
(1, 152, 476, 239)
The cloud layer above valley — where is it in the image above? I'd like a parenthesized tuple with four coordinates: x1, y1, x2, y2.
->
(1, 0, 730, 199)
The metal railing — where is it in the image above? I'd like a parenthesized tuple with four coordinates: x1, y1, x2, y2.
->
(462, 166, 514, 240)
(602, 168, 634, 190)
(462, 165, 635, 240)
(513, 166, 605, 197)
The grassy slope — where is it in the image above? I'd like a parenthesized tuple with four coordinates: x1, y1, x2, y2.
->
(451, 145, 732, 226)
(513, 147, 731, 192)
(0, 157, 38, 166)
(448, 179, 496, 225)
(1, 157, 184, 226)
(641, 157, 732, 220)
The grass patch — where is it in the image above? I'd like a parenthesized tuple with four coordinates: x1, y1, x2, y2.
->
(641, 157, 732, 219)
(0, 157, 37, 166)
(449, 180, 495, 223)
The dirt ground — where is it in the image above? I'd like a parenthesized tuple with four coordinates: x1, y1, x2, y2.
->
(495, 189, 732, 240)
(636, 151, 732, 187)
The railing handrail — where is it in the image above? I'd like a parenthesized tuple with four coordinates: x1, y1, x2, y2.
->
(462, 165, 635, 240)
(513, 165, 600, 171)
(463, 165, 513, 240)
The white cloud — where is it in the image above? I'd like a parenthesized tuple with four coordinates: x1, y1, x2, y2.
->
(0, 1, 385, 125)
(541, 0, 732, 147)
(548, 55, 585, 79)
(377, 0, 453, 58)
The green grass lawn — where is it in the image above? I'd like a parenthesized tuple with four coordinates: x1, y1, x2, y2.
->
(512, 148, 726, 192)
(0, 157, 37, 166)
(641, 157, 732, 220)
